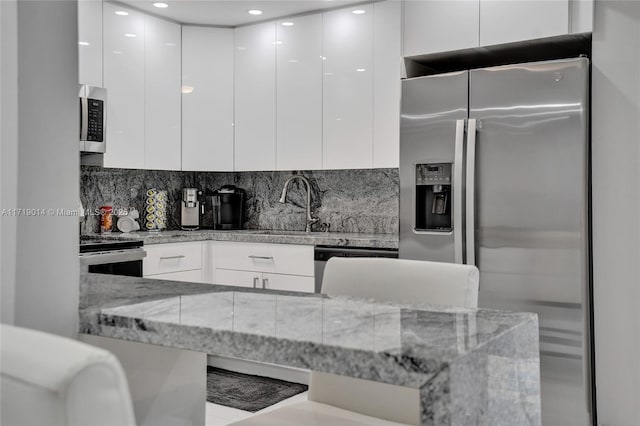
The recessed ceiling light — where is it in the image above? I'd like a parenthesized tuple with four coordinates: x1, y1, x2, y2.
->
(248, 9, 263, 15)
(78, 41, 90, 46)
(124, 33, 137, 38)
(113, 50, 123, 55)
(181, 86, 194, 94)
(352, 9, 365, 15)
(281, 22, 294, 26)
(288, 59, 298, 63)
(153, 2, 168, 8)
(356, 68, 366, 72)
(272, 40, 283, 45)
(165, 42, 177, 47)
(115, 10, 129, 16)
(320, 56, 327, 60)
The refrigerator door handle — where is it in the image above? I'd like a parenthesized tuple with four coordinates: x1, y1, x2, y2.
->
(465, 119, 477, 266)
(453, 119, 465, 264)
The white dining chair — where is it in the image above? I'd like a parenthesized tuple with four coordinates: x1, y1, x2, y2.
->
(0, 324, 137, 426)
(229, 257, 480, 426)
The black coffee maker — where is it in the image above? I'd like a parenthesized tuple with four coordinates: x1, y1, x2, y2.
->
(201, 185, 246, 230)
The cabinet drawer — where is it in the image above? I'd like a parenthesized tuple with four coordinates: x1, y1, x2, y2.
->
(215, 242, 313, 276)
(145, 269, 203, 283)
(263, 273, 314, 293)
(215, 269, 260, 288)
(144, 242, 202, 275)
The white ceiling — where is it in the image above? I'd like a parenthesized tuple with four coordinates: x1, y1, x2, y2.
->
(117, 1, 370, 27)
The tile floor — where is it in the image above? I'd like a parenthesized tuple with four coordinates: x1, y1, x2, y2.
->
(205, 391, 308, 426)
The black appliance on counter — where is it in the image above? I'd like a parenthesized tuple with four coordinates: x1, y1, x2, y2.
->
(79, 237, 145, 277)
(201, 185, 246, 230)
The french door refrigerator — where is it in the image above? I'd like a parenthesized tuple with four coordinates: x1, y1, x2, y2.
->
(399, 58, 592, 425)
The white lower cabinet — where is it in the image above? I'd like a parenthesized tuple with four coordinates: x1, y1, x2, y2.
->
(215, 269, 314, 293)
(214, 241, 315, 293)
(143, 242, 203, 277)
(262, 273, 314, 293)
(214, 269, 259, 289)
(142, 241, 314, 292)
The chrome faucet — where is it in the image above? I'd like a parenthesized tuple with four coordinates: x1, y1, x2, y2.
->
(278, 175, 319, 232)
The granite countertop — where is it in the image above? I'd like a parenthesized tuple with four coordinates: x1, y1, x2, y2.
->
(82, 229, 399, 249)
(80, 272, 540, 425)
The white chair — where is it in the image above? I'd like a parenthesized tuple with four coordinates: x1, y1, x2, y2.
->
(230, 257, 480, 426)
(0, 324, 137, 426)
(321, 257, 479, 308)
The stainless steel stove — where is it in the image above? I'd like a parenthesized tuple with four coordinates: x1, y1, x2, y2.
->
(79, 236, 146, 277)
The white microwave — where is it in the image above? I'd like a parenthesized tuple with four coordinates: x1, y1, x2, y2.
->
(79, 84, 106, 154)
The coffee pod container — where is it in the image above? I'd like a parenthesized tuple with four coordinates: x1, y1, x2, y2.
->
(144, 189, 167, 232)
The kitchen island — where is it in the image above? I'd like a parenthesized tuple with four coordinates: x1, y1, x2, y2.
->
(80, 272, 541, 426)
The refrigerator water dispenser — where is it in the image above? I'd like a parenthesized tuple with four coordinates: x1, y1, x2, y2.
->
(415, 163, 452, 232)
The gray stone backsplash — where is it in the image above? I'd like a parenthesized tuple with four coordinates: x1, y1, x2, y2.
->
(80, 166, 399, 235)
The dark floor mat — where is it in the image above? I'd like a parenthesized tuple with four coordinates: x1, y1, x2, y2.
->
(206, 366, 308, 413)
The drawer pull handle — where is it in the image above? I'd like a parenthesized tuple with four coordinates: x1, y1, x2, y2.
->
(248, 255, 273, 260)
(262, 278, 269, 289)
(253, 277, 259, 288)
(159, 255, 186, 260)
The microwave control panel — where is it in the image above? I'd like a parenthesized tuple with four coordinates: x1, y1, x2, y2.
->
(86, 98, 104, 142)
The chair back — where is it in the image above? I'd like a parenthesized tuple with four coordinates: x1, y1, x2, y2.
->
(0, 324, 136, 426)
(321, 257, 479, 308)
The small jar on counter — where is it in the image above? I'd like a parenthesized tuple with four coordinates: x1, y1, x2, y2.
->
(100, 205, 114, 233)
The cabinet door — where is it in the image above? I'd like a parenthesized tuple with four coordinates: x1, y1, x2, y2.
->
(146, 269, 203, 283)
(215, 269, 260, 288)
(480, 0, 569, 46)
(262, 273, 315, 293)
(182, 27, 234, 172)
(403, 1, 480, 57)
(322, 4, 374, 169)
(234, 23, 277, 171)
(103, 3, 145, 169)
(143, 242, 203, 275)
(373, 0, 401, 168)
(144, 15, 181, 171)
(570, 0, 593, 34)
(215, 241, 314, 277)
(276, 14, 323, 170)
(78, 0, 102, 86)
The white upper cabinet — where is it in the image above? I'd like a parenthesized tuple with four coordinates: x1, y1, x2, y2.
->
(182, 27, 234, 172)
(570, 0, 593, 33)
(103, 3, 145, 169)
(144, 15, 181, 171)
(322, 4, 374, 170)
(479, 0, 569, 46)
(276, 15, 323, 171)
(403, 0, 480, 57)
(78, 0, 102, 86)
(234, 23, 277, 171)
(373, 0, 401, 168)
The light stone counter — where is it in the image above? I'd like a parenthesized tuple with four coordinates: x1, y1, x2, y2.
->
(82, 229, 399, 249)
(80, 272, 541, 426)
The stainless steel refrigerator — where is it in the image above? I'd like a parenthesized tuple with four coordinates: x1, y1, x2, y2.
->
(399, 58, 592, 425)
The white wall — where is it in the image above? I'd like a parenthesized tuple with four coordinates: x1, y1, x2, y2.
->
(592, 1, 640, 425)
(1, 0, 18, 325)
(6, 0, 80, 337)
